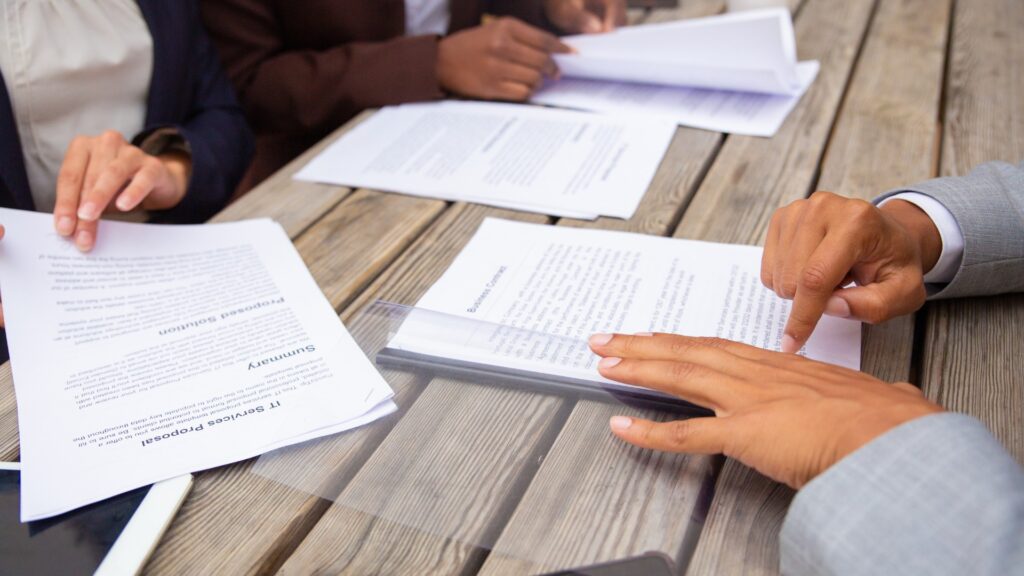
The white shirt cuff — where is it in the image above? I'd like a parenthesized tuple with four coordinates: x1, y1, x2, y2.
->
(879, 193, 964, 284)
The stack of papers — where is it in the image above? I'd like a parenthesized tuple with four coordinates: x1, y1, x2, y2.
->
(294, 101, 677, 220)
(533, 9, 819, 136)
(387, 219, 860, 388)
(0, 208, 394, 521)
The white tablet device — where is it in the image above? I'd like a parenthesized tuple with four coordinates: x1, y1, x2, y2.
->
(0, 462, 191, 575)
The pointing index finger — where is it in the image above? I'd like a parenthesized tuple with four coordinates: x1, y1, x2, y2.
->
(783, 231, 861, 352)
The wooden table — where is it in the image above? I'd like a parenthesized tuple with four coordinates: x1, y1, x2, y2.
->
(2, 0, 1021, 573)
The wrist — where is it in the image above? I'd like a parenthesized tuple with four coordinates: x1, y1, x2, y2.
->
(880, 200, 942, 274)
(833, 396, 944, 472)
(158, 151, 191, 207)
(435, 36, 456, 94)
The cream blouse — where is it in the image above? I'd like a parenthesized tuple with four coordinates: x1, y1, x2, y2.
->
(0, 0, 153, 212)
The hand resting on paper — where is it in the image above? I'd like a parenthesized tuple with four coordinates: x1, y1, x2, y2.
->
(54, 130, 192, 252)
(589, 332, 942, 489)
(544, 0, 628, 34)
(761, 192, 942, 353)
(437, 17, 572, 101)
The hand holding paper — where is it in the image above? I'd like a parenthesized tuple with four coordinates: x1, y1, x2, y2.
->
(54, 131, 191, 252)
(0, 208, 394, 520)
(437, 18, 571, 102)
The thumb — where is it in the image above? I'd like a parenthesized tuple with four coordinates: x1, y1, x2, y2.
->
(563, 8, 603, 34)
(610, 415, 728, 454)
(829, 275, 926, 325)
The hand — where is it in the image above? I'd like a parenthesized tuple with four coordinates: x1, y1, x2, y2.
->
(437, 17, 571, 101)
(589, 332, 943, 489)
(54, 130, 191, 252)
(762, 191, 942, 353)
(544, 0, 627, 34)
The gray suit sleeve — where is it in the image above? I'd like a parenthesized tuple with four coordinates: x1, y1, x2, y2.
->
(874, 160, 1024, 299)
(780, 412, 1024, 576)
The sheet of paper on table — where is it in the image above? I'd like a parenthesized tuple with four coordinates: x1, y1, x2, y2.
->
(0, 208, 395, 521)
(387, 218, 861, 389)
(532, 8, 820, 136)
(294, 101, 677, 220)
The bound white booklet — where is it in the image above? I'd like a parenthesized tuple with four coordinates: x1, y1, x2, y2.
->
(533, 9, 819, 136)
(387, 218, 860, 392)
(0, 208, 395, 520)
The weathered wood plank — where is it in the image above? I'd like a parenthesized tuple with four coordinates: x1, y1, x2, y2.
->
(923, 295, 1024, 462)
(295, 190, 446, 312)
(209, 111, 378, 237)
(686, 0, 952, 573)
(247, 205, 550, 575)
(627, 7, 648, 25)
(559, 128, 722, 233)
(923, 0, 1024, 463)
(478, 130, 723, 575)
(278, 53, 731, 572)
(0, 363, 16, 461)
(142, 116, 457, 572)
(149, 204, 546, 575)
(275, 380, 568, 575)
(480, 402, 716, 575)
(642, 0, 724, 23)
(939, 0, 1024, 177)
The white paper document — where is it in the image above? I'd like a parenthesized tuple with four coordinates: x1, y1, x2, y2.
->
(294, 101, 677, 220)
(388, 219, 860, 388)
(0, 208, 394, 520)
(532, 9, 820, 136)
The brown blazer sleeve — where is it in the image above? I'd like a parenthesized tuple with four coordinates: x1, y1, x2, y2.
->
(201, 0, 446, 137)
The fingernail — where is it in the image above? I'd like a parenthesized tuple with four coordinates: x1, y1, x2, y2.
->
(75, 230, 93, 251)
(824, 295, 851, 318)
(116, 195, 133, 211)
(781, 334, 800, 354)
(78, 202, 99, 221)
(599, 356, 622, 369)
(590, 333, 613, 346)
(610, 416, 632, 430)
(56, 216, 75, 236)
(635, 331, 654, 337)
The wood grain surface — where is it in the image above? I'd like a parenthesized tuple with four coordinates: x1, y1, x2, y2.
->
(0, 364, 16, 462)
(146, 126, 466, 573)
(0, 2, 1016, 575)
(673, 0, 877, 246)
(921, 0, 1024, 463)
(685, 0, 953, 573)
(276, 66, 731, 571)
(209, 111, 379, 238)
(274, 203, 552, 575)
